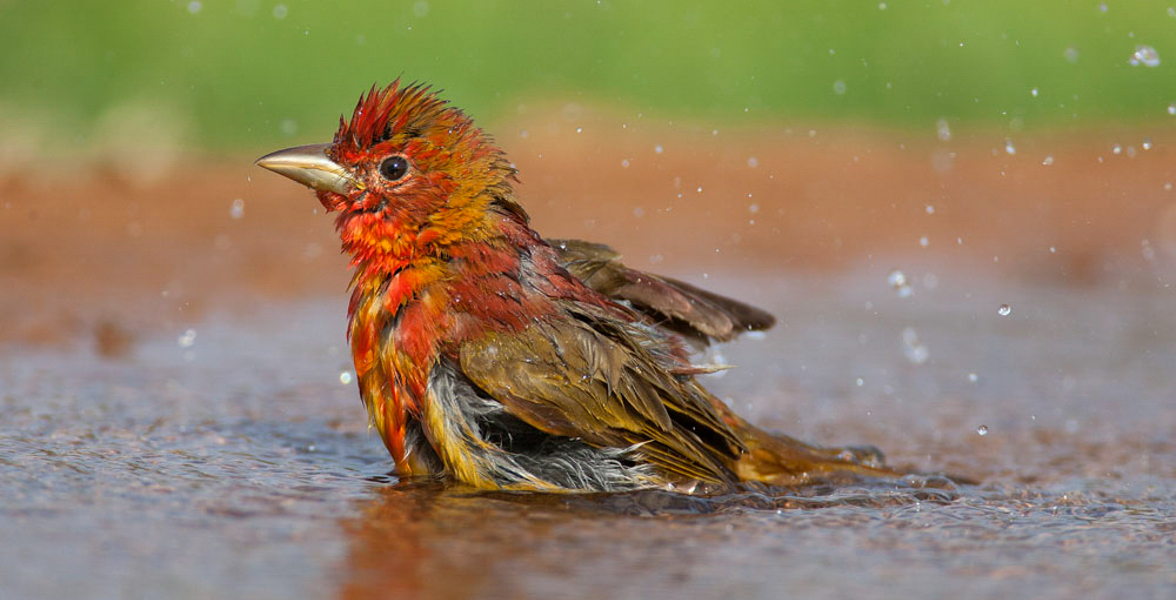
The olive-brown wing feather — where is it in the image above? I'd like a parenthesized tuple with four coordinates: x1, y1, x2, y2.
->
(458, 311, 742, 484)
(550, 238, 775, 343)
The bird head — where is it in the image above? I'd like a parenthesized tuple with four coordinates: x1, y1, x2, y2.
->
(256, 80, 522, 265)
(256, 82, 530, 473)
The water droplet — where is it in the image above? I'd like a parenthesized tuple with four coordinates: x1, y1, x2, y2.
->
(1129, 45, 1161, 67)
(878, 1, 887, 9)
(339, 371, 353, 385)
(1030, 87, 1039, 97)
(178, 329, 197, 348)
(925, 204, 935, 215)
(229, 198, 245, 219)
(832, 80, 847, 95)
(919, 236, 929, 248)
(654, 145, 663, 154)
(632, 206, 645, 218)
(696, 186, 703, 193)
(1142, 239, 1157, 261)
(1142, 138, 1152, 150)
(1004, 139, 1016, 155)
(887, 269, 912, 298)
(1098, 2, 1107, 13)
(1064, 46, 1080, 63)
(856, 377, 864, 386)
(1168, 103, 1176, 116)
(901, 327, 929, 364)
(575, 127, 583, 133)
(187, 1, 203, 13)
(1112, 144, 1122, 155)
(747, 156, 759, 168)
(272, 3, 288, 19)
(279, 119, 298, 135)
(936, 118, 952, 142)
(1049, 246, 1057, 253)
(620, 159, 630, 168)
(968, 372, 979, 383)
(997, 303, 1012, 316)
(519, 129, 528, 138)
(1042, 155, 1054, 166)
(748, 203, 759, 214)
(976, 424, 989, 436)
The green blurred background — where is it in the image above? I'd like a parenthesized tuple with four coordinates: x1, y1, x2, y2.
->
(1, 0, 1174, 151)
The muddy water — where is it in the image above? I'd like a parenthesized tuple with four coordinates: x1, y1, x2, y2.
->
(2, 272, 1174, 600)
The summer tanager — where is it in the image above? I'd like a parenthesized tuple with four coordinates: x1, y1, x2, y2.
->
(257, 81, 898, 493)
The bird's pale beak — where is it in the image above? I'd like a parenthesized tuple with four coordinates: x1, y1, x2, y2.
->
(255, 143, 359, 194)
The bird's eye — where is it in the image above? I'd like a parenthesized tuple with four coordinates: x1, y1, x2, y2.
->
(378, 155, 410, 182)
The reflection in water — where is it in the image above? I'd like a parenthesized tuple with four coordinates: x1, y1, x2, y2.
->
(335, 479, 1174, 600)
(335, 482, 957, 600)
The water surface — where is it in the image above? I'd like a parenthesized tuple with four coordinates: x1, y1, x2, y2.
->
(2, 272, 1173, 600)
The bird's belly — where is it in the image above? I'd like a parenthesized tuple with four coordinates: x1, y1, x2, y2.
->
(418, 359, 663, 492)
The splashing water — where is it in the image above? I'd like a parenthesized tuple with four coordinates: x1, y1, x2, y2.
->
(177, 329, 197, 348)
(1129, 45, 1161, 67)
(936, 119, 951, 142)
(901, 327, 929, 364)
(888, 269, 913, 298)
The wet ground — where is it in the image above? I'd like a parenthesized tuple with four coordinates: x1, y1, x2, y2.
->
(2, 118, 1175, 599)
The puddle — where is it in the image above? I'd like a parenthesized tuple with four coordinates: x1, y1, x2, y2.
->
(2, 274, 1174, 599)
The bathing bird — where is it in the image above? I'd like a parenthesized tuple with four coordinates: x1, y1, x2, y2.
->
(257, 81, 897, 492)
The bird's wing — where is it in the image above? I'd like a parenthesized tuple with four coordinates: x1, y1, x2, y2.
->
(458, 302, 745, 484)
(549, 238, 775, 345)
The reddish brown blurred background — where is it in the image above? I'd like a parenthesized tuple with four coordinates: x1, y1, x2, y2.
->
(4, 107, 1173, 357)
